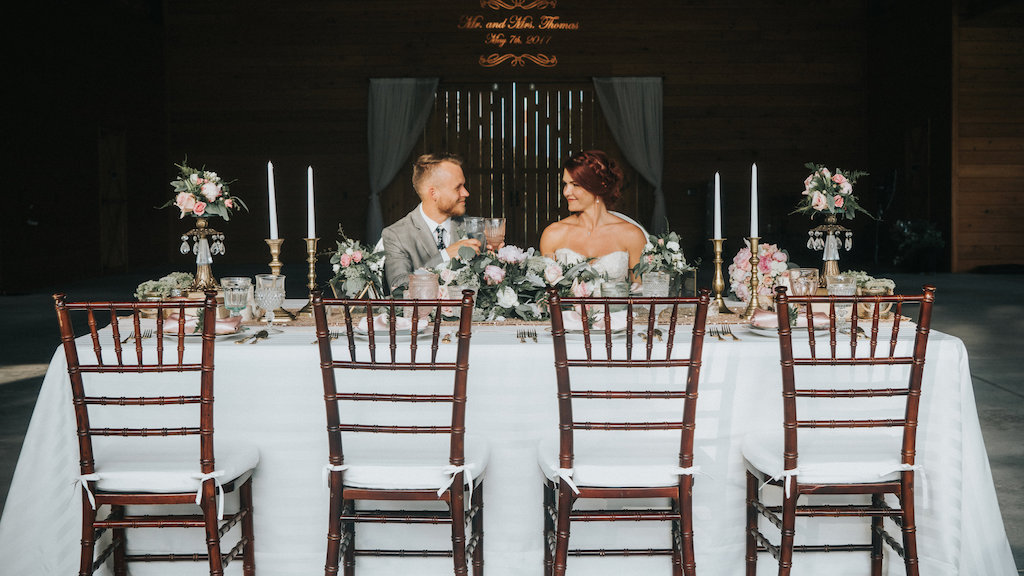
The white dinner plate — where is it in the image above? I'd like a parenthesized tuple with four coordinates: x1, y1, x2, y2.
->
(162, 325, 253, 341)
(746, 325, 830, 338)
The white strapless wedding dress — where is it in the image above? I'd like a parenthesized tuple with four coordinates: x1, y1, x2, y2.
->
(554, 248, 630, 282)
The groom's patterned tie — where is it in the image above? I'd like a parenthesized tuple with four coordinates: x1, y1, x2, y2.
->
(436, 226, 446, 250)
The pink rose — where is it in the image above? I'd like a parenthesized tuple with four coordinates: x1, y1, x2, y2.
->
(200, 182, 221, 202)
(773, 250, 787, 262)
(193, 201, 207, 216)
(658, 238, 664, 245)
(804, 174, 814, 189)
(439, 268, 456, 284)
(571, 279, 592, 297)
(496, 245, 527, 264)
(833, 196, 844, 208)
(339, 253, 352, 267)
(758, 257, 773, 275)
(174, 192, 196, 217)
(544, 264, 563, 285)
(811, 191, 828, 211)
(831, 173, 848, 185)
(224, 198, 234, 209)
(646, 254, 654, 263)
(483, 265, 505, 285)
(352, 251, 362, 263)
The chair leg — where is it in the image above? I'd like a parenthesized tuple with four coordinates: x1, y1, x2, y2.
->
(450, 473, 469, 576)
(343, 500, 356, 576)
(900, 474, 920, 576)
(870, 494, 884, 576)
(543, 480, 554, 576)
(552, 483, 574, 576)
(200, 479, 225, 576)
(671, 514, 683, 576)
(240, 477, 257, 576)
(79, 494, 97, 576)
(778, 482, 797, 576)
(471, 479, 484, 576)
(325, 472, 344, 576)
(745, 471, 758, 576)
(111, 505, 127, 576)
(678, 476, 696, 576)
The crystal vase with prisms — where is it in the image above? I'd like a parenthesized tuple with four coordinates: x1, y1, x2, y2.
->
(807, 213, 852, 285)
(180, 217, 225, 291)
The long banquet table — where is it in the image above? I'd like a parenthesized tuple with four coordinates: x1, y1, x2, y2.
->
(0, 318, 1018, 575)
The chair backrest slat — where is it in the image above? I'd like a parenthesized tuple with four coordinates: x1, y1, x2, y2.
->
(548, 288, 711, 472)
(54, 291, 220, 477)
(312, 290, 475, 469)
(773, 285, 936, 472)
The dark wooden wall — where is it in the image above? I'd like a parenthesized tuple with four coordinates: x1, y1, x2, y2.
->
(14, 0, 1018, 293)
(953, 0, 1024, 272)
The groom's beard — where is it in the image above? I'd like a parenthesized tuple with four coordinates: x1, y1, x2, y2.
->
(439, 197, 467, 218)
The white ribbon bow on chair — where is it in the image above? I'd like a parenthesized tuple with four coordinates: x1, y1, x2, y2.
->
(191, 471, 226, 520)
(438, 465, 475, 501)
(75, 473, 102, 510)
(763, 468, 800, 498)
(323, 464, 350, 490)
(555, 468, 580, 495)
(879, 463, 929, 509)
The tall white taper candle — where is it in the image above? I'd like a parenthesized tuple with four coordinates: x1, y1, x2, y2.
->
(307, 166, 315, 238)
(267, 161, 278, 240)
(714, 171, 722, 239)
(750, 163, 758, 238)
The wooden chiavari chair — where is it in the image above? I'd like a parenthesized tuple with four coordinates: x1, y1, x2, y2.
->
(311, 290, 486, 576)
(744, 285, 937, 575)
(53, 291, 258, 576)
(541, 288, 711, 576)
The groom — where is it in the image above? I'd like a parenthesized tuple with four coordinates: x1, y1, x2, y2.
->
(382, 153, 483, 290)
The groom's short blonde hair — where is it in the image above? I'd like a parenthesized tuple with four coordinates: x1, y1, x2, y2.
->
(412, 153, 463, 195)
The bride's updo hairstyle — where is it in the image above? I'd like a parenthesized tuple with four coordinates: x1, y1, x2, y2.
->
(563, 150, 624, 207)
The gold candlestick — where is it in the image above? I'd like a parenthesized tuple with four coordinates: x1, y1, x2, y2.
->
(263, 238, 295, 320)
(297, 237, 319, 316)
(265, 238, 284, 276)
(740, 237, 761, 321)
(710, 238, 735, 314)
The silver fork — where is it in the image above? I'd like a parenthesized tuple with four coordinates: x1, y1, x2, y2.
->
(140, 329, 153, 340)
(722, 324, 740, 341)
(516, 330, 526, 343)
(711, 326, 725, 341)
(528, 328, 537, 343)
(120, 331, 135, 343)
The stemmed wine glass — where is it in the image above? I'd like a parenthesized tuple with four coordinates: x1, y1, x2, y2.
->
(254, 274, 286, 325)
(826, 274, 857, 333)
(221, 277, 251, 317)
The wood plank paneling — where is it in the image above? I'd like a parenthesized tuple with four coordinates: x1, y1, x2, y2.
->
(953, 0, 1024, 271)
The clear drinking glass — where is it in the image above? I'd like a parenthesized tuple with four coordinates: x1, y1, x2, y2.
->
(641, 271, 671, 297)
(483, 217, 506, 248)
(254, 274, 286, 324)
(457, 217, 486, 246)
(221, 277, 251, 317)
(826, 274, 856, 333)
(788, 268, 819, 297)
(601, 280, 630, 313)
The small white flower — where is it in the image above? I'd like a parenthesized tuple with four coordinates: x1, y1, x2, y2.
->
(333, 264, 340, 273)
(666, 241, 680, 252)
(496, 286, 519, 309)
(345, 247, 353, 255)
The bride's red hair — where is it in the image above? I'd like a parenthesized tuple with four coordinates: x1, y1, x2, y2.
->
(563, 150, 624, 207)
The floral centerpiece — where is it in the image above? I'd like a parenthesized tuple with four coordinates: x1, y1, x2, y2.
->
(842, 270, 895, 292)
(631, 231, 696, 278)
(327, 228, 386, 298)
(134, 272, 195, 301)
(161, 160, 247, 220)
(793, 162, 871, 220)
(728, 242, 792, 304)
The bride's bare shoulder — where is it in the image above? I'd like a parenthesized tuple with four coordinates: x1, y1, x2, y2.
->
(540, 217, 576, 254)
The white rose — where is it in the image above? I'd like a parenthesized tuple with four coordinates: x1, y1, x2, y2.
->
(666, 241, 680, 252)
(770, 261, 788, 275)
(496, 286, 519, 309)
(555, 250, 584, 266)
(644, 242, 655, 252)
(200, 182, 221, 202)
(333, 264, 340, 273)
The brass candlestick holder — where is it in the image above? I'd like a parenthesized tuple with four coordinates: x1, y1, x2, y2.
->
(296, 237, 319, 316)
(740, 237, 761, 321)
(182, 217, 224, 292)
(263, 238, 295, 320)
(710, 238, 735, 314)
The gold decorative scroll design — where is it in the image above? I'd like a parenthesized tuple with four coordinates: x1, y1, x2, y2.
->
(481, 0, 557, 9)
(479, 53, 558, 67)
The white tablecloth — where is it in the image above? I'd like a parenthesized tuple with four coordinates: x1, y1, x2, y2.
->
(0, 323, 1017, 575)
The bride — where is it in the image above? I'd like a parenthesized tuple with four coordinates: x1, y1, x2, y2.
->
(539, 150, 647, 283)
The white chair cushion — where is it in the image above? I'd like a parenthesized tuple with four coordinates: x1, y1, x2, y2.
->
(93, 438, 260, 493)
(537, 433, 688, 488)
(742, 427, 907, 485)
(340, 433, 488, 491)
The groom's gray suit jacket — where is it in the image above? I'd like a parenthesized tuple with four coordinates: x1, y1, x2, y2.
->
(382, 207, 444, 290)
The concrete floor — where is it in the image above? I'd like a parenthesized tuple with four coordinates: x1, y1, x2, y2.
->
(1, 269, 1021, 572)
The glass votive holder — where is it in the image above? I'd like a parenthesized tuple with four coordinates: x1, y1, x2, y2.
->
(406, 270, 439, 320)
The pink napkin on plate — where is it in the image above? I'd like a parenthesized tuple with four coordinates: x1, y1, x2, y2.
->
(164, 314, 242, 335)
(750, 309, 829, 329)
(356, 314, 414, 333)
(561, 309, 628, 332)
